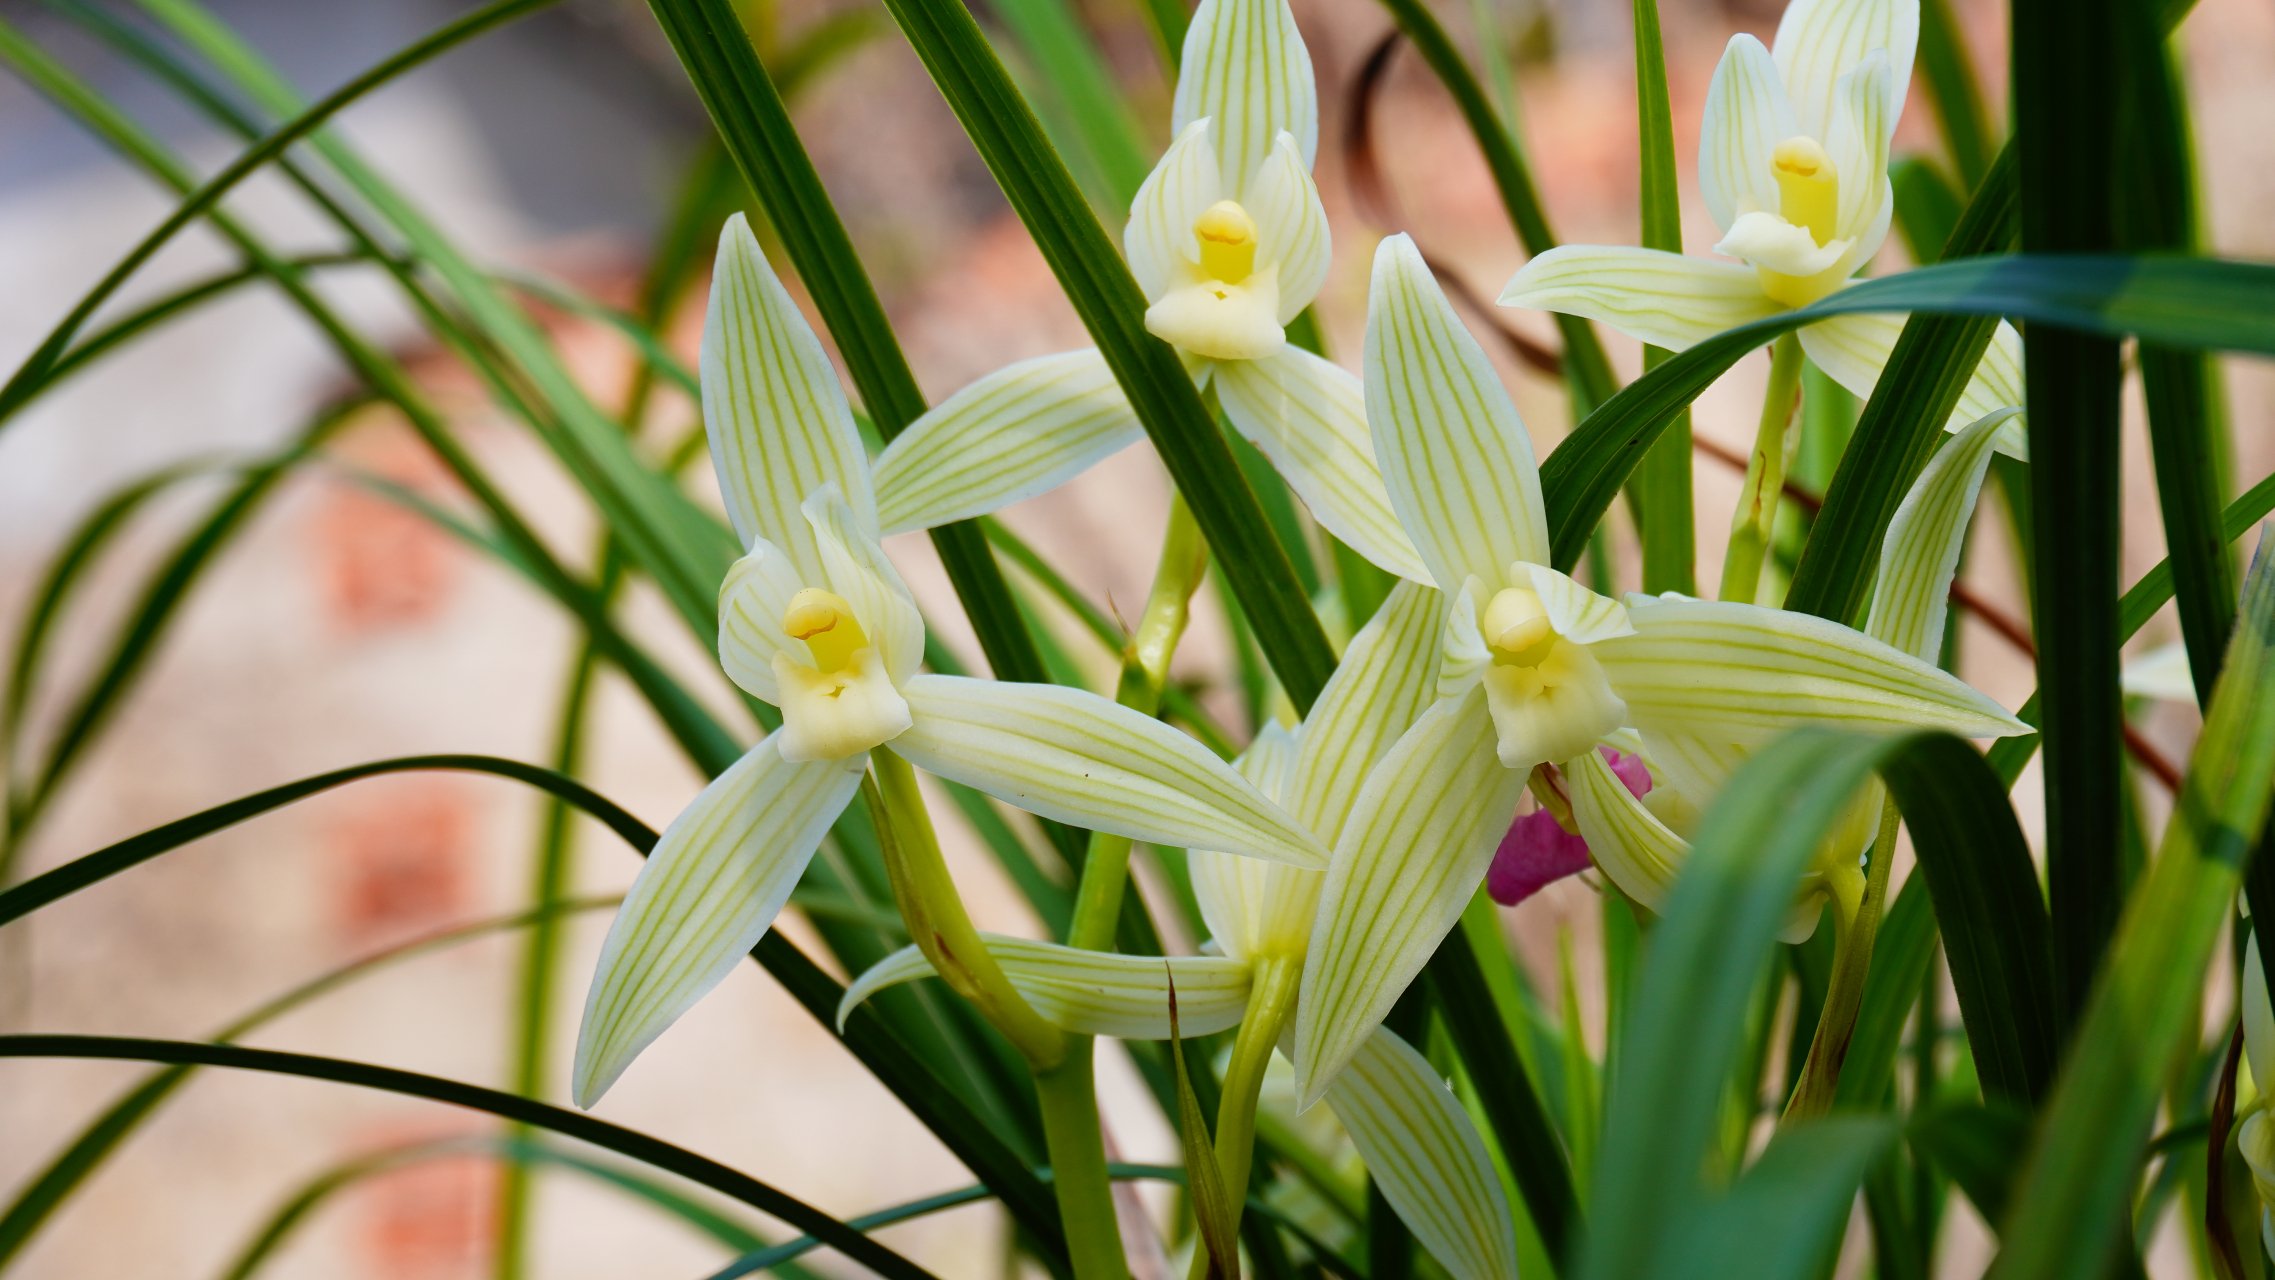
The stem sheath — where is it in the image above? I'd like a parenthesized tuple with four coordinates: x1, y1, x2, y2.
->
(1720, 333, 1806, 604)
(1783, 794, 1901, 1120)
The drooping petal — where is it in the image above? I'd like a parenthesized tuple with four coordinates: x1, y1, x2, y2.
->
(1867, 408, 2023, 662)
(1486, 809, 1592, 906)
(873, 350, 1142, 535)
(1797, 312, 2026, 451)
(1147, 263, 1287, 360)
(574, 737, 863, 1107)
(1325, 1027, 1521, 1280)
(1592, 599, 2030, 743)
(1285, 579, 1448, 844)
(893, 674, 1331, 868)
(1216, 348, 1430, 581)
(1171, 0, 1318, 194)
(837, 936, 1252, 1039)
(1295, 687, 1529, 1104)
(1499, 245, 1785, 351)
(1480, 638, 1628, 769)
(1715, 211, 1853, 278)
(806, 485, 925, 687)
(1772, 0, 1917, 145)
(1126, 122, 1224, 302)
(1566, 744, 1687, 913)
(1194, 723, 1309, 961)
(1367, 235, 1551, 593)
(716, 538, 806, 705)
(1697, 34, 1797, 233)
(1820, 52, 1893, 262)
(702, 214, 875, 570)
(1244, 132, 1332, 319)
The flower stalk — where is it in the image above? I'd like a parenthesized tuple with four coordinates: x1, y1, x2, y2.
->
(1720, 332, 1806, 603)
(1187, 954, 1302, 1280)
(1782, 796, 1900, 1120)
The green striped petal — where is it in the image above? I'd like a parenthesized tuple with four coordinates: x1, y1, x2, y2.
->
(1867, 408, 2022, 662)
(1295, 687, 1528, 1105)
(1170, 0, 1317, 194)
(872, 349, 1141, 535)
(1285, 579, 1447, 845)
(1797, 314, 2025, 448)
(717, 538, 805, 705)
(574, 737, 863, 1107)
(1367, 235, 1552, 592)
(1772, 0, 1916, 144)
(1498, 245, 1784, 353)
(1195, 724, 1311, 960)
(703, 213, 874, 575)
(1567, 743, 1687, 914)
(1325, 1026, 1519, 1280)
(1244, 132, 1331, 319)
(1216, 348, 1429, 581)
(1636, 727, 1747, 812)
(892, 674, 1330, 867)
(1697, 34, 1795, 234)
(1591, 600, 2030, 744)
(1523, 562, 1635, 644)
(1125, 121, 1222, 304)
(837, 936, 1252, 1039)
(1819, 53, 1893, 266)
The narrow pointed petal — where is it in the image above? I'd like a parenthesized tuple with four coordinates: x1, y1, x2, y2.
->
(1326, 1027, 1521, 1280)
(1499, 246, 1785, 352)
(1285, 579, 1448, 844)
(1216, 348, 1430, 582)
(1194, 723, 1307, 960)
(1772, 0, 1916, 144)
(1697, 34, 1796, 233)
(1593, 600, 2030, 743)
(1522, 562, 1636, 644)
(1295, 688, 1528, 1104)
(1367, 235, 1551, 591)
(872, 350, 1141, 535)
(1868, 408, 2023, 662)
(703, 214, 875, 569)
(1796, 313, 2026, 450)
(1244, 132, 1332, 319)
(805, 486, 926, 687)
(838, 936, 1253, 1038)
(1171, 0, 1318, 193)
(574, 738, 863, 1107)
(1567, 745, 1688, 913)
(717, 538, 805, 705)
(1126, 123, 1223, 302)
(893, 675, 1330, 867)
(1821, 53, 1893, 261)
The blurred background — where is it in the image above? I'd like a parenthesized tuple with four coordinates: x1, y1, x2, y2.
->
(1, 0, 2271, 1275)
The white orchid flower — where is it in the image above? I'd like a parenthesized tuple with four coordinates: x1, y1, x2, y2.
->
(841, 581, 1521, 1280)
(572, 215, 1333, 1108)
(1497, 0, 2023, 446)
(1566, 406, 2026, 929)
(1286, 236, 2028, 1102)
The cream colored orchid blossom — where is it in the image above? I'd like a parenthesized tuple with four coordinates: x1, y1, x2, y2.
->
(840, 582, 1523, 1280)
(1286, 236, 2029, 1103)
(1497, 0, 2024, 447)
(571, 215, 1333, 1108)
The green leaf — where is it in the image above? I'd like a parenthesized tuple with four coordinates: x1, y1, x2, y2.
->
(986, 0, 1152, 208)
(1992, 535, 2275, 1278)
(1915, 0, 1994, 190)
(1623, 0, 1692, 597)
(1424, 923, 1579, 1266)
(1890, 157, 1966, 267)
(1540, 253, 2275, 573)
(1876, 736, 2059, 1107)
(1909, 1100, 2032, 1227)
(1653, 1118, 1900, 1280)
(0, 1036, 939, 1280)
(1828, 875, 1937, 1110)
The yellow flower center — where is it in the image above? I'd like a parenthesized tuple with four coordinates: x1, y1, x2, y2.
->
(1483, 587, 1559, 667)
(1771, 136, 1839, 248)
(782, 588, 870, 676)
(1193, 200, 1259, 285)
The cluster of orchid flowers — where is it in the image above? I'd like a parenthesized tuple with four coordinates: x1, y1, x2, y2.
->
(573, 0, 2034, 1272)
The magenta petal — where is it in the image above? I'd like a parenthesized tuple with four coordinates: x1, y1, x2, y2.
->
(1601, 746, 1652, 800)
(1487, 810, 1594, 907)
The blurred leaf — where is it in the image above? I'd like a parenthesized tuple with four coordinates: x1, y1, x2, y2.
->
(1654, 1118, 1899, 1280)
(1830, 876, 1937, 1111)
(1916, 0, 1994, 190)
(1625, 0, 1692, 596)
(1171, 968, 1242, 1280)
(1891, 157, 1965, 266)
(1992, 535, 2275, 1278)
(1910, 1100, 2032, 1229)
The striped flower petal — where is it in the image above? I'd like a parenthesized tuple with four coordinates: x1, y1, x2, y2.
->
(1772, 0, 1916, 143)
(1171, 0, 1317, 193)
(1866, 408, 2023, 662)
(1797, 312, 2025, 449)
(838, 936, 1252, 1039)
(1499, 245, 1787, 353)
(1697, 34, 1796, 233)
(1126, 122, 1223, 302)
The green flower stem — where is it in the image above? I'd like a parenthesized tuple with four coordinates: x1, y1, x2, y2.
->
(1186, 954, 1302, 1280)
(1719, 333, 1807, 603)
(865, 749, 1066, 1069)
(1034, 1042, 1129, 1280)
(1782, 796, 1902, 1121)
